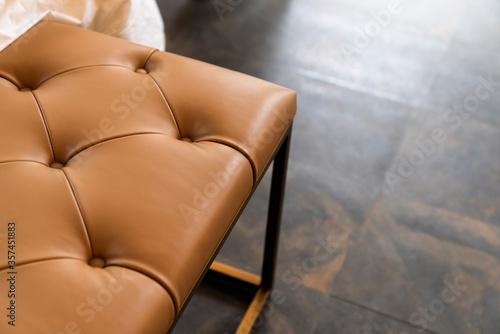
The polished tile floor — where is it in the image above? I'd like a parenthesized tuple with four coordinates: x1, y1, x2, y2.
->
(157, 0, 500, 333)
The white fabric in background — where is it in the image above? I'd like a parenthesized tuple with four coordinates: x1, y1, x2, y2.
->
(0, 0, 165, 52)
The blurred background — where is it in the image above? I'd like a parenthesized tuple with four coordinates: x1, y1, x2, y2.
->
(157, 0, 500, 333)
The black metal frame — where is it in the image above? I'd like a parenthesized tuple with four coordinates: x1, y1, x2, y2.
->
(167, 125, 292, 334)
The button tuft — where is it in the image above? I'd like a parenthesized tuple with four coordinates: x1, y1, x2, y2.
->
(89, 258, 106, 268)
(180, 137, 193, 143)
(50, 162, 64, 169)
(19, 87, 32, 92)
(135, 68, 148, 74)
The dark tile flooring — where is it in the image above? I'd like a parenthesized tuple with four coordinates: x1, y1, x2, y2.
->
(157, 0, 500, 333)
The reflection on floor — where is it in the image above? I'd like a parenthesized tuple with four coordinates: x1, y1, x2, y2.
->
(157, 0, 500, 333)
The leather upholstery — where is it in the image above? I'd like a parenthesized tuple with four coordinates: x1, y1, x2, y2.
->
(0, 22, 296, 333)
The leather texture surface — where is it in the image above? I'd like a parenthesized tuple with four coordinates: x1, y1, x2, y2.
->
(0, 22, 296, 333)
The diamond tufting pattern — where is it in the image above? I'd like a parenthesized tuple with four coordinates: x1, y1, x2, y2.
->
(0, 22, 296, 333)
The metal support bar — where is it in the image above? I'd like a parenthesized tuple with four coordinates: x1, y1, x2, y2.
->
(209, 128, 292, 334)
(260, 129, 291, 290)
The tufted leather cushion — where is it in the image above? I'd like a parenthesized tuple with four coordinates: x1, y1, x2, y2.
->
(0, 22, 296, 333)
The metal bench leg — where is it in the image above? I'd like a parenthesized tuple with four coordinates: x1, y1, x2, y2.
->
(209, 127, 292, 334)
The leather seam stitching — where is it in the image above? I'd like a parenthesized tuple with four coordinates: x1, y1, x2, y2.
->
(106, 264, 179, 314)
(146, 73, 183, 138)
(0, 258, 177, 313)
(0, 257, 89, 271)
(0, 160, 48, 167)
(199, 138, 256, 184)
(31, 91, 56, 161)
(65, 131, 168, 164)
(34, 64, 139, 89)
(60, 168, 95, 258)
(141, 49, 158, 68)
(0, 75, 19, 89)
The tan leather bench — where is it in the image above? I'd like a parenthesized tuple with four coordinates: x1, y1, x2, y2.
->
(0, 22, 295, 334)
